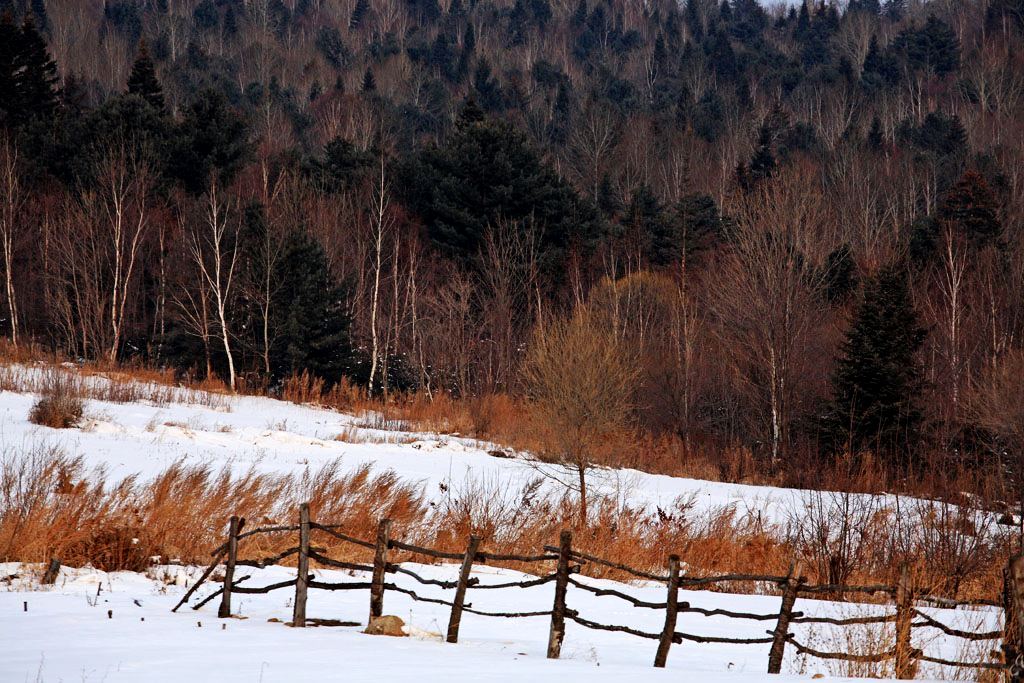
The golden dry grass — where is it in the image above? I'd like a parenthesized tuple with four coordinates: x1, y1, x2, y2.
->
(1, 442, 1007, 607)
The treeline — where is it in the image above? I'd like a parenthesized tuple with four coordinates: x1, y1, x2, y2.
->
(1, 0, 1024, 477)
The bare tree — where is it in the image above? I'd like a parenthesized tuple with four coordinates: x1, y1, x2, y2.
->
(523, 310, 637, 526)
(713, 167, 835, 465)
(184, 180, 240, 391)
(98, 149, 152, 363)
(0, 136, 24, 346)
(367, 156, 394, 394)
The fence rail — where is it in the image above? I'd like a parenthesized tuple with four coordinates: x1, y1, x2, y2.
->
(172, 505, 1016, 677)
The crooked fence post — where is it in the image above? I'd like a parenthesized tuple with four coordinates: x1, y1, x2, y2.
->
(368, 518, 391, 623)
(218, 515, 241, 618)
(894, 563, 916, 680)
(1003, 555, 1024, 681)
(767, 561, 802, 674)
(547, 529, 572, 659)
(292, 503, 310, 628)
(446, 534, 482, 643)
(654, 554, 681, 668)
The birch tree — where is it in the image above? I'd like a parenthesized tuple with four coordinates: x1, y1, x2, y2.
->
(186, 180, 240, 391)
(99, 148, 152, 363)
(367, 156, 394, 394)
(0, 136, 23, 347)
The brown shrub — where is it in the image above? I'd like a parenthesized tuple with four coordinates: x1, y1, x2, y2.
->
(28, 371, 84, 428)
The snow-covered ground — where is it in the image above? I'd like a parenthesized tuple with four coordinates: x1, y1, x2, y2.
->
(0, 368, 1007, 681)
(1, 560, 1002, 682)
(0, 367, 910, 524)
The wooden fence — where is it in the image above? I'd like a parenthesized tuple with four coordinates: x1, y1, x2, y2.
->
(172, 504, 1017, 678)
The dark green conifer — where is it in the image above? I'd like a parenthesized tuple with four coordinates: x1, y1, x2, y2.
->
(127, 41, 165, 111)
(821, 267, 926, 460)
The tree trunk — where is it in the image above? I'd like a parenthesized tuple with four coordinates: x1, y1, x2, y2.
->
(577, 459, 588, 528)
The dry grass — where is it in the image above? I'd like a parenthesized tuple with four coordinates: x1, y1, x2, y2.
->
(0, 446, 427, 570)
(0, 363, 229, 411)
(0, 443, 1011, 607)
(28, 370, 84, 428)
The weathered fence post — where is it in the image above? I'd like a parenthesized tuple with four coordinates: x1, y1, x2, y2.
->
(368, 518, 391, 623)
(654, 554, 681, 668)
(547, 529, 572, 659)
(894, 563, 917, 680)
(446, 534, 482, 643)
(767, 561, 802, 674)
(218, 515, 241, 618)
(292, 503, 310, 628)
(1003, 555, 1024, 681)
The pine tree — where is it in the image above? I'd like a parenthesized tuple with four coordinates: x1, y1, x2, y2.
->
(866, 116, 884, 150)
(30, 0, 47, 30)
(360, 67, 376, 92)
(269, 230, 354, 386)
(350, 0, 369, 30)
(0, 13, 19, 126)
(938, 170, 1001, 248)
(399, 100, 600, 281)
(127, 41, 165, 111)
(12, 16, 59, 124)
(821, 267, 926, 461)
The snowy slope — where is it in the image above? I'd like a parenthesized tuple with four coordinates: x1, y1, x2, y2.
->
(0, 367, 881, 524)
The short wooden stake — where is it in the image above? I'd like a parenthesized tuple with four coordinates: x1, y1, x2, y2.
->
(894, 563, 916, 679)
(767, 561, 802, 674)
(218, 515, 242, 619)
(446, 534, 481, 643)
(546, 530, 572, 659)
(1003, 555, 1024, 681)
(42, 558, 60, 585)
(368, 518, 391, 623)
(292, 503, 311, 628)
(654, 554, 681, 668)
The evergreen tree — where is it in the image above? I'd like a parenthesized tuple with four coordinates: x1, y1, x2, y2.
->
(399, 101, 600, 281)
(269, 230, 354, 386)
(361, 67, 376, 92)
(893, 14, 960, 76)
(822, 244, 858, 304)
(12, 16, 59, 124)
(676, 193, 721, 266)
(127, 41, 165, 111)
(938, 170, 1002, 248)
(0, 13, 19, 126)
(30, 0, 47, 30)
(821, 267, 926, 461)
(350, 0, 369, 29)
(170, 89, 249, 194)
(627, 183, 676, 266)
(866, 115, 884, 150)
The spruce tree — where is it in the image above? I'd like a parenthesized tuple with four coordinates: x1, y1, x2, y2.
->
(269, 229, 354, 386)
(938, 170, 1001, 248)
(349, 0, 369, 29)
(0, 13, 19, 126)
(12, 16, 59, 124)
(127, 41, 165, 111)
(821, 267, 926, 461)
(360, 67, 376, 92)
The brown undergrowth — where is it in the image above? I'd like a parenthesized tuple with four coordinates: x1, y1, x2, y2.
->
(0, 446, 1011, 604)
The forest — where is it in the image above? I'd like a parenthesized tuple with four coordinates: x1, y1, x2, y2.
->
(1, 0, 1024, 496)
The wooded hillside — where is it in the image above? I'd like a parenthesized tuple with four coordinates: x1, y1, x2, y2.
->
(2, 0, 1024, 488)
